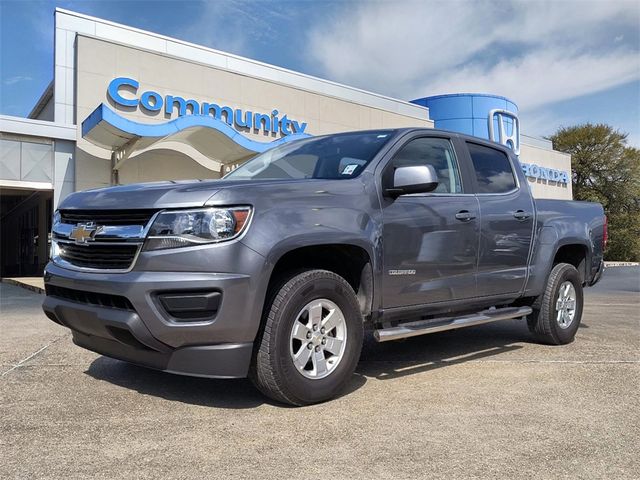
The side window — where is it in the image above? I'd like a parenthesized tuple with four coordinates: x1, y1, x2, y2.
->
(467, 143, 517, 194)
(390, 138, 463, 193)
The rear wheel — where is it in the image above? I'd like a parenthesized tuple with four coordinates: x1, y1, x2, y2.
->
(527, 262, 584, 345)
(250, 269, 364, 406)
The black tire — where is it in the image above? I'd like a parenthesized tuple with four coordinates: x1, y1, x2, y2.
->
(250, 269, 364, 406)
(527, 263, 584, 345)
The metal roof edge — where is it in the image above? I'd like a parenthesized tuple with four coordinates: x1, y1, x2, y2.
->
(0, 115, 76, 141)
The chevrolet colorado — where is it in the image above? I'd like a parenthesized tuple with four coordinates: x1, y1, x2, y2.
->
(43, 129, 606, 405)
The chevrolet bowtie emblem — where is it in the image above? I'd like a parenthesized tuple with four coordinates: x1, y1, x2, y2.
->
(69, 222, 103, 244)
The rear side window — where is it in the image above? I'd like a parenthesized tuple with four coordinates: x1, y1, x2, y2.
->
(467, 142, 517, 194)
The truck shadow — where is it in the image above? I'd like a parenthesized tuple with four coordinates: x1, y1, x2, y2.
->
(85, 358, 267, 409)
(357, 319, 531, 380)
(84, 319, 539, 408)
(84, 355, 367, 409)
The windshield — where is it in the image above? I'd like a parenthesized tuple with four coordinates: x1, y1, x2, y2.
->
(224, 130, 394, 180)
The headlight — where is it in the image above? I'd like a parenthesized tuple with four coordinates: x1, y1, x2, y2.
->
(144, 207, 252, 251)
(50, 239, 61, 259)
(50, 211, 61, 259)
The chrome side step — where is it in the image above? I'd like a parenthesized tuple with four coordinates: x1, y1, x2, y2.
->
(373, 306, 532, 343)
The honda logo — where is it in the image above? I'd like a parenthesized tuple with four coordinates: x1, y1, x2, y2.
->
(488, 109, 520, 155)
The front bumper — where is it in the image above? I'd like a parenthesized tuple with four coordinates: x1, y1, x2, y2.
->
(42, 261, 265, 378)
(43, 296, 252, 377)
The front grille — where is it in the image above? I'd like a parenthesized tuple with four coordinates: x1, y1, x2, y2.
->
(60, 209, 157, 226)
(58, 242, 139, 270)
(45, 284, 135, 311)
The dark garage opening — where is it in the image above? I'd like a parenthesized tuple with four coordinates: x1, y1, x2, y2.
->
(0, 188, 53, 277)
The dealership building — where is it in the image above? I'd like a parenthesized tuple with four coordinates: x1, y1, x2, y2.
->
(0, 9, 571, 276)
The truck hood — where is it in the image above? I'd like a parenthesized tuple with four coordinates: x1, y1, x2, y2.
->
(57, 178, 338, 210)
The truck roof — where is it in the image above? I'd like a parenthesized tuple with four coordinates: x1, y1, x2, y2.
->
(323, 127, 516, 155)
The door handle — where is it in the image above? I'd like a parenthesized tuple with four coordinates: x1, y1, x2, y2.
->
(455, 210, 476, 222)
(513, 210, 531, 220)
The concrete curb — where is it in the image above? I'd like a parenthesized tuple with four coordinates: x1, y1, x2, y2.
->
(1, 278, 45, 294)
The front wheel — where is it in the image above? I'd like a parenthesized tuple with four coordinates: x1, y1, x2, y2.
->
(527, 263, 584, 345)
(250, 270, 364, 406)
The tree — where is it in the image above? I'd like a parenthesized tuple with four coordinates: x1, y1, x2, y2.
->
(549, 124, 640, 262)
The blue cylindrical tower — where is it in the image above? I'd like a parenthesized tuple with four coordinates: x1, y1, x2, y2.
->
(411, 93, 518, 142)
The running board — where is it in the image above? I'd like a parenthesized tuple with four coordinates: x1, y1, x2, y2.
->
(373, 306, 532, 343)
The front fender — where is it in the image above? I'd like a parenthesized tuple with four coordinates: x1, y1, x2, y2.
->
(264, 232, 378, 272)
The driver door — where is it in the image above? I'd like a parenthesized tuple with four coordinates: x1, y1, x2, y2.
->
(380, 135, 480, 308)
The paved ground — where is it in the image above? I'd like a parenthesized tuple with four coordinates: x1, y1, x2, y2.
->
(1, 277, 45, 294)
(1, 268, 638, 479)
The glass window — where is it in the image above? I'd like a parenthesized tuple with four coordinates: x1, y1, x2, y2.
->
(390, 137, 462, 193)
(467, 143, 517, 194)
(224, 131, 393, 180)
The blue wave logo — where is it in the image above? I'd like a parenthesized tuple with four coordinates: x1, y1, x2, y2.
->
(82, 104, 311, 153)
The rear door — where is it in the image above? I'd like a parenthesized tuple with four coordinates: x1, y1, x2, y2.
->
(380, 133, 480, 308)
(465, 141, 535, 296)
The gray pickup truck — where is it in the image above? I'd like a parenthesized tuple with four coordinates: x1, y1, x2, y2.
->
(43, 128, 606, 405)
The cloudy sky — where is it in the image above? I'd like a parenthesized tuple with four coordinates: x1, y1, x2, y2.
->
(1, 0, 639, 145)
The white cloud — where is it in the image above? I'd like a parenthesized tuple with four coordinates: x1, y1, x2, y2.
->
(522, 107, 639, 148)
(424, 49, 640, 110)
(519, 108, 581, 142)
(307, 0, 640, 111)
(169, 1, 249, 55)
(173, 0, 296, 58)
(4, 75, 33, 86)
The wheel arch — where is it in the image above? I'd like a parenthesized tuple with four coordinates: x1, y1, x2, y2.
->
(265, 241, 375, 319)
(552, 241, 590, 284)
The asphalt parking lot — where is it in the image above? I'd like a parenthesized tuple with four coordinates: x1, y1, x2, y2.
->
(1, 267, 638, 479)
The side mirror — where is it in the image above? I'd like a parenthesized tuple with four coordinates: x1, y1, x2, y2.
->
(385, 165, 439, 198)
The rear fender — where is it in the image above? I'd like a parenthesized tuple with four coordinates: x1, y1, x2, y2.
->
(524, 225, 592, 296)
